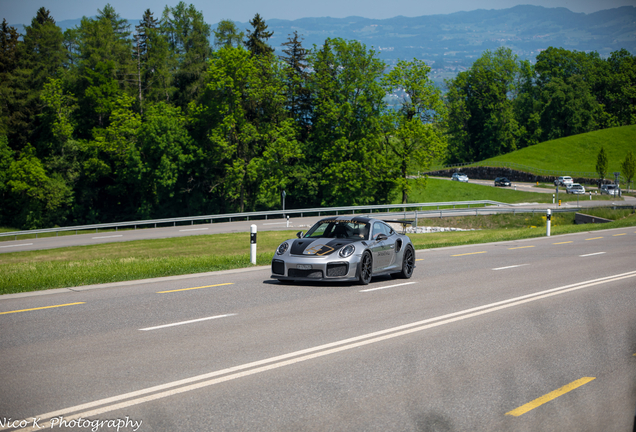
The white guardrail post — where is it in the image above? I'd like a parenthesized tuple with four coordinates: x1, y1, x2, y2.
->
(250, 224, 257, 265)
(546, 209, 551, 237)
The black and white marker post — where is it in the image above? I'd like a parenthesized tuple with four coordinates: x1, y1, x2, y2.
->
(546, 209, 551, 237)
(250, 224, 257, 265)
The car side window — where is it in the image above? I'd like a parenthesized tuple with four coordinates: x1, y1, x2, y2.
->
(372, 222, 393, 239)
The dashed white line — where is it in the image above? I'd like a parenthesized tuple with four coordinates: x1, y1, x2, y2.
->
(92, 235, 123, 239)
(178, 228, 209, 232)
(139, 314, 236, 331)
(0, 243, 33, 248)
(580, 252, 606, 257)
(263, 222, 287, 225)
(493, 264, 529, 271)
(360, 282, 416, 292)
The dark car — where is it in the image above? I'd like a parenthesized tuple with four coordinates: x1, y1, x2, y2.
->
(494, 177, 511, 187)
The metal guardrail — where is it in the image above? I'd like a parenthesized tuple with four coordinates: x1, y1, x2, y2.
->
(0, 200, 506, 239)
(424, 161, 626, 184)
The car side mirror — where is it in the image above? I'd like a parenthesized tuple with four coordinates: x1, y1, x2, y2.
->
(296, 231, 303, 239)
(376, 233, 388, 241)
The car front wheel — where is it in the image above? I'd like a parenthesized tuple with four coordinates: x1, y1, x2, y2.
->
(358, 251, 373, 285)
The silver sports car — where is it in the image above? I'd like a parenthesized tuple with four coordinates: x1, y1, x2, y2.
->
(271, 216, 416, 285)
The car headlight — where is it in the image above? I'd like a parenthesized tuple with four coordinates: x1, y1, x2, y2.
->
(339, 244, 355, 258)
(276, 242, 289, 255)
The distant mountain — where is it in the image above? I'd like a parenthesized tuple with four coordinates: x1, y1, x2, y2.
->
(12, 5, 635, 86)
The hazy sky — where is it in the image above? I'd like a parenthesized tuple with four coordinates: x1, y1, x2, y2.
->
(2, 0, 635, 25)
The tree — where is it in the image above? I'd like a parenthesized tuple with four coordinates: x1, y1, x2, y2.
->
(0, 19, 20, 137)
(134, 9, 174, 112)
(244, 14, 274, 57)
(161, 2, 212, 108)
(7, 8, 66, 149)
(382, 59, 447, 203)
(280, 31, 311, 138)
(445, 47, 521, 163)
(596, 146, 609, 186)
(621, 150, 635, 192)
(305, 38, 389, 206)
(213, 20, 244, 49)
(123, 102, 194, 218)
(190, 46, 299, 213)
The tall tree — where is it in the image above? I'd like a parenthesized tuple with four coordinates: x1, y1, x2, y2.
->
(0, 19, 20, 137)
(445, 47, 521, 163)
(382, 59, 447, 203)
(280, 31, 311, 139)
(161, 2, 212, 108)
(7, 8, 66, 150)
(134, 9, 174, 112)
(596, 146, 609, 186)
(621, 150, 635, 192)
(213, 20, 244, 49)
(244, 14, 274, 57)
(305, 38, 389, 206)
(190, 46, 298, 213)
(70, 4, 134, 134)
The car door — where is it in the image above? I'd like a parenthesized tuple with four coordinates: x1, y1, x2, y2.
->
(370, 222, 396, 270)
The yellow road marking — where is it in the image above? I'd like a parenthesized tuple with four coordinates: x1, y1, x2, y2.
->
(506, 377, 596, 417)
(613, 233, 626, 236)
(0, 302, 85, 315)
(452, 251, 487, 257)
(509, 246, 535, 250)
(586, 237, 603, 240)
(553, 241, 573, 245)
(416, 259, 424, 261)
(157, 283, 234, 294)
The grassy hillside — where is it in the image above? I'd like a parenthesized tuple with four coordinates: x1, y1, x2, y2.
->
(483, 125, 636, 175)
(399, 178, 612, 204)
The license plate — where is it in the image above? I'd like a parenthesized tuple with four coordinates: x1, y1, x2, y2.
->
(296, 264, 312, 270)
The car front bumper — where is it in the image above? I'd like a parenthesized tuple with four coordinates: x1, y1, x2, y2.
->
(271, 254, 362, 282)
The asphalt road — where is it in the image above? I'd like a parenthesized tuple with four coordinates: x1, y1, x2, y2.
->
(1, 227, 635, 431)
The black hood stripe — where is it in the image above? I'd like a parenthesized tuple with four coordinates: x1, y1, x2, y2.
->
(290, 238, 357, 256)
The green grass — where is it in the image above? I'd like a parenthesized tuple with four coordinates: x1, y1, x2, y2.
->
(2, 210, 636, 295)
(483, 125, 636, 175)
(403, 178, 616, 204)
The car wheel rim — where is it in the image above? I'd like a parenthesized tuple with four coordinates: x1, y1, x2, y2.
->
(361, 253, 372, 282)
(404, 248, 414, 276)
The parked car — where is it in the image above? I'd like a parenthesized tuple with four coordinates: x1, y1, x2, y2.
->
(566, 183, 586, 194)
(271, 216, 415, 285)
(554, 176, 574, 187)
(494, 177, 511, 187)
(600, 184, 620, 196)
(451, 172, 469, 182)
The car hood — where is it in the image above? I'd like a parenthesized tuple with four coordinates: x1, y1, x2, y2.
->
(290, 238, 358, 256)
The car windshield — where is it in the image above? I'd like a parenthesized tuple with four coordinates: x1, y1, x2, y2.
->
(304, 220, 370, 240)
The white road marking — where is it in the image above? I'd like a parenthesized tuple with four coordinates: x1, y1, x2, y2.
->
(139, 314, 236, 331)
(493, 264, 529, 271)
(580, 252, 606, 257)
(178, 228, 209, 232)
(360, 282, 416, 292)
(263, 222, 287, 225)
(0, 243, 33, 248)
(13, 270, 636, 432)
(92, 235, 123, 239)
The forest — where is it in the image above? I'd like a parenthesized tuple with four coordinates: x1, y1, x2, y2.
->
(1, 3, 635, 229)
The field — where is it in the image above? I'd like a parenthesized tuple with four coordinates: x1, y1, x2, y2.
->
(483, 124, 636, 175)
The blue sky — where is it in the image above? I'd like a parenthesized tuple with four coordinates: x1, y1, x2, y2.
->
(2, 0, 635, 25)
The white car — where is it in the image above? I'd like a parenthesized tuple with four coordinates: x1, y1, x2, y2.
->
(451, 172, 469, 182)
(554, 176, 574, 187)
(566, 183, 586, 194)
(600, 184, 620, 196)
